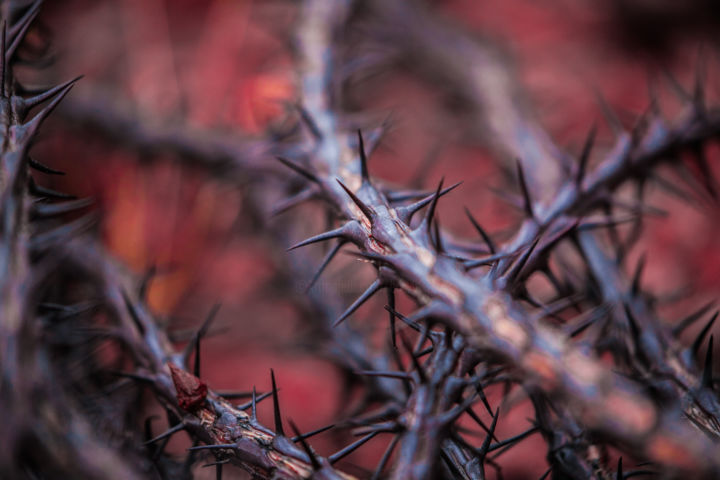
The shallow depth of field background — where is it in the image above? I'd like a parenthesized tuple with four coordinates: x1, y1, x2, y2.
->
(23, 0, 720, 478)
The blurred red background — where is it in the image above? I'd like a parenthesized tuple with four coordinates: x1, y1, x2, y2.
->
(21, 0, 720, 477)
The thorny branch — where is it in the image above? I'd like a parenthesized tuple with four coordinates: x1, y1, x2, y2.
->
(5, 0, 720, 479)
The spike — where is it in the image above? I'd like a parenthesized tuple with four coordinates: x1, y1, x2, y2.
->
(333, 279, 383, 327)
(275, 156, 319, 183)
(355, 370, 413, 381)
(357, 129, 370, 184)
(617, 457, 623, 480)
(631, 254, 646, 297)
(595, 90, 623, 136)
(464, 251, 516, 271)
(7, 0, 41, 59)
(432, 218, 445, 253)
(504, 238, 540, 284)
(337, 179, 374, 220)
(691, 312, 718, 357)
(188, 444, 236, 451)
(623, 304, 642, 347)
(673, 301, 716, 337)
(488, 426, 539, 453)
(296, 104, 322, 140)
(464, 207, 496, 254)
(271, 187, 316, 216)
(144, 423, 185, 445)
(387, 288, 397, 348)
(20, 79, 79, 142)
(663, 71, 691, 103)
(21, 76, 84, 114)
(191, 304, 221, 377)
(28, 157, 64, 175)
(399, 332, 427, 383)
(138, 265, 157, 301)
(576, 124, 597, 187)
(396, 181, 461, 224)
(288, 225, 350, 251)
(516, 160, 534, 219)
(305, 241, 343, 291)
(328, 431, 379, 464)
(702, 335, 714, 390)
(384, 305, 421, 332)
(122, 290, 146, 336)
(271, 369, 284, 436)
(291, 423, 335, 443)
(31, 198, 93, 219)
(421, 178, 445, 239)
(539, 467, 552, 480)
(465, 407, 499, 441)
(29, 179, 76, 199)
(371, 435, 400, 480)
(478, 408, 500, 458)
(289, 420, 320, 470)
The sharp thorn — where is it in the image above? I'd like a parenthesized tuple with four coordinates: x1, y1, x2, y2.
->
(288, 225, 349, 251)
(22, 76, 84, 112)
(188, 444, 237, 451)
(478, 408, 500, 458)
(336, 179, 375, 220)
(576, 124, 597, 187)
(291, 423, 335, 443)
(28, 157, 65, 175)
(333, 279, 383, 327)
(397, 181, 461, 224)
(328, 431, 379, 464)
(673, 301, 716, 337)
(144, 423, 185, 445)
(516, 159, 534, 219)
(237, 391, 273, 414)
(370, 435, 400, 480)
(358, 129, 370, 185)
(464, 207, 496, 254)
(387, 287, 397, 348)
(691, 311, 718, 358)
(275, 156, 319, 184)
(702, 335, 714, 390)
(271, 369, 284, 436)
(306, 241, 343, 291)
(289, 420, 321, 470)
